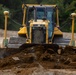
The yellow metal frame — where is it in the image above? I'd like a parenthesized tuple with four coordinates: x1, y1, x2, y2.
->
(25, 4, 57, 7)
(4, 11, 9, 40)
(4, 15, 8, 39)
(18, 27, 28, 35)
(29, 20, 49, 44)
(18, 4, 28, 38)
(29, 22, 33, 43)
(71, 16, 75, 41)
(69, 13, 76, 46)
(54, 27, 63, 36)
(45, 21, 49, 44)
(54, 6, 63, 36)
(3, 11, 9, 47)
(22, 5, 26, 27)
(56, 7, 59, 27)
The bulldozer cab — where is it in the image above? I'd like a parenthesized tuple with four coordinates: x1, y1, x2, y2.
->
(7, 4, 62, 49)
(20, 4, 57, 44)
(8, 4, 61, 48)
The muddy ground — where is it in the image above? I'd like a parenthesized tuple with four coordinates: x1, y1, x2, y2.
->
(0, 30, 76, 74)
(0, 46, 76, 74)
(0, 46, 76, 69)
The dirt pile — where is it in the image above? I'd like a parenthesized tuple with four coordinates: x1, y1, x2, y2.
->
(0, 67, 76, 75)
(0, 46, 76, 70)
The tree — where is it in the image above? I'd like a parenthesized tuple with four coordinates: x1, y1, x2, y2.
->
(0, 4, 7, 29)
(0, 0, 76, 32)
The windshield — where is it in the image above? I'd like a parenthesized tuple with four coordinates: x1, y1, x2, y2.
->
(28, 7, 46, 20)
(37, 7, 45, 19)
(46, 7, 54, 39)
(28, 8, 34, 20)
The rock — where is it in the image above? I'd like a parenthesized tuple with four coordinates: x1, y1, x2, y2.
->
(12, 57, 20, 61)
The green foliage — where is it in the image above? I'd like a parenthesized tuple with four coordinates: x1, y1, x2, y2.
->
(0, 4, 9, 29)
(24, 0, 37, 4)
(61, 1, 76, 32)
(0, 0, 76, 32)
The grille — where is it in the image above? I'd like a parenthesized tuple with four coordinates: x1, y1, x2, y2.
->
(32, 27, 46, 44)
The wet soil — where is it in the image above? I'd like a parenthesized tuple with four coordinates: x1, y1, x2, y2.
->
(0, 46, 76, 70)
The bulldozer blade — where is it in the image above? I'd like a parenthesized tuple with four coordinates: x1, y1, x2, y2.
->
(0, 43, 59, 59)
(19, 43, 59, 51)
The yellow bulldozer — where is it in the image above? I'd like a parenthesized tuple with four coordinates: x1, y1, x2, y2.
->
(4, 4, 71, 51)
(2, 4, 76, 69)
